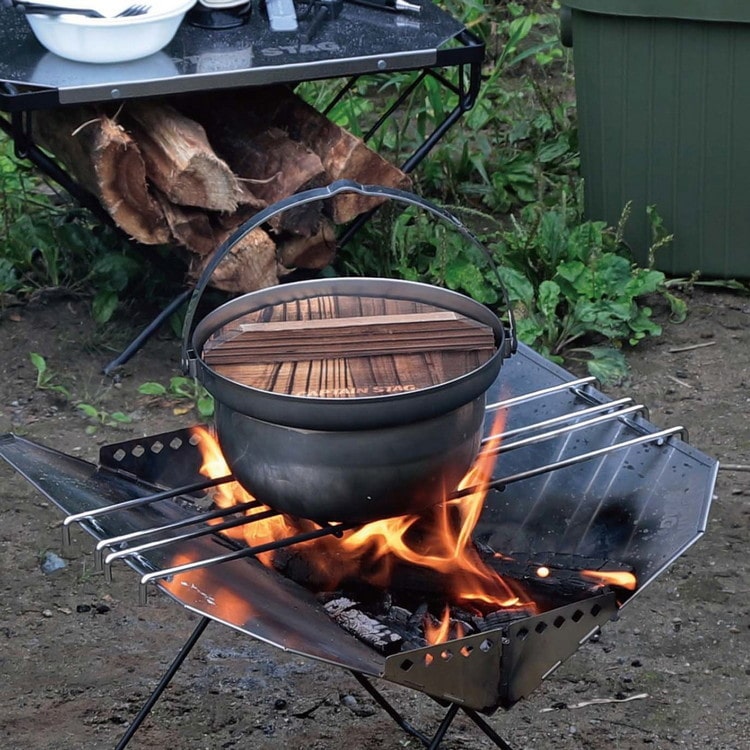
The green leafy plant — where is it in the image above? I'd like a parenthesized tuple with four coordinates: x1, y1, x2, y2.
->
(29, 352, 133, 432)
(138, 377, 214, 418)
(494, 204, 686, 382)
(76, 402, 132, 434)
(339, 198, 684, 384)
(0, 131, 176, 323)
(29, 352, 71, 398)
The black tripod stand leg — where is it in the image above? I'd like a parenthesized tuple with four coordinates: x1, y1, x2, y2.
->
(350, 671, 433, 746)
(115, 616, 211, 750)
(103, 287, 193, 375)
(426, 703, 460, 750)
(462, 708, 515, 750)
(350, 671, 516, 750)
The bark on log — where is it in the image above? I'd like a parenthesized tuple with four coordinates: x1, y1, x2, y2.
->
(156, 193, 220, 256)
(31, 107, 170, 245)
(179, 86, 412, 223)
(232, 127, 328, 236)
(262, 86, 413, 223)
(188, 225, 278, 293)
(122, 101, 247, 212)
(277, 219, 337, 271)
(180, 101, 330, 237)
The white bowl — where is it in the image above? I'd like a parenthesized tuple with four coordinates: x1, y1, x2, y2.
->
(25, 0, 196, 64)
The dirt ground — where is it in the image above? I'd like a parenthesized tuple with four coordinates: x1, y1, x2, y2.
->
(0, 286, 748, 750)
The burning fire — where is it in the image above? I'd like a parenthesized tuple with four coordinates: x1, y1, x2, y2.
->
(580, 569, 637, 591)
(193, 428, 297, 566)
(424, 607, 467, 644)
(188, 416, 541, 646)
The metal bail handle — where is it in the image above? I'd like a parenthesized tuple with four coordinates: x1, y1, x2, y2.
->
(181, 179, 517, 373)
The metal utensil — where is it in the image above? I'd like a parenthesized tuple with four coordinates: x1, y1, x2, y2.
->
(11, 0, 150, 17)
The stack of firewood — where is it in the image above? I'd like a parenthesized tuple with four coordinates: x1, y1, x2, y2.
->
(31, 85, 411, 293)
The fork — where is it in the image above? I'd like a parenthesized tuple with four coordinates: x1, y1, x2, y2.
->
(12, 1, 150, 17)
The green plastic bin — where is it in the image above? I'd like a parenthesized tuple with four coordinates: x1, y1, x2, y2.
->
(562, 0, 750, 278)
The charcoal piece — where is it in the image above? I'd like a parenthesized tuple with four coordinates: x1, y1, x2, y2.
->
(323, 597, 403, 655)
(387, 606, 412, 625)
(452, 608, 479, 632)
(408, 602, 429, 628)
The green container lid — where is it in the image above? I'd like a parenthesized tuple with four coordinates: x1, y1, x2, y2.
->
(563, 0, 750, 23)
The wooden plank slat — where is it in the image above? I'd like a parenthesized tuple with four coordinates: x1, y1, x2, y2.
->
(202, 292, 497, 395)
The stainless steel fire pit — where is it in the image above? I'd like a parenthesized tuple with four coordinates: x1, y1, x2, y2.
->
(0, 343, 717, 749)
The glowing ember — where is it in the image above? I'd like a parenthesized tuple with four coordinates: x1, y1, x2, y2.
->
(536, 566, 551, 578)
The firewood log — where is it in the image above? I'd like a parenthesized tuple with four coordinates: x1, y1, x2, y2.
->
(122, 101, 247, 212)
(156, 193, 220, 256)
(262, 87, 413, 223)
(188, 226, 278, 293)
(177, 86, 412, 224)
(31, 107, 170, 245)
(179, 98, 331, 237)
(277, 218, 337, 271)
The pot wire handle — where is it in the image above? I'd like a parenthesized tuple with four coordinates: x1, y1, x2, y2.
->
(181, 179, 517, 373)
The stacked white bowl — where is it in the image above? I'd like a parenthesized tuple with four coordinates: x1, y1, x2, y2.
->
(24, 0, 196, 63)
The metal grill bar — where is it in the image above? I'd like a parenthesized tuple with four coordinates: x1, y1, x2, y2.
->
(480, 402, 645, 457)
(485, 376, 596, 412)
(138, 520, 360, 588)
(481, 396, 635, 445)
(94, 498, 263, 551)
(104, 507, 283, 566)
(63, 474, 233, 526)
(452, 425, 685, 499)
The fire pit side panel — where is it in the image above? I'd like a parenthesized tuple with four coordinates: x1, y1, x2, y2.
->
(382, 592, 617, 712)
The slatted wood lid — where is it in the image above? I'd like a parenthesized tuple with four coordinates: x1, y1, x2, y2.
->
(202, 293, 496, 397)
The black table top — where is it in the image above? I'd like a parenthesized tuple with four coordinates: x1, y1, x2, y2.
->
(0, 1, 479, 111)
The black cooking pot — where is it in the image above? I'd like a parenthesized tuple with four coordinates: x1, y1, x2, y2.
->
(182, 181, 516, 523)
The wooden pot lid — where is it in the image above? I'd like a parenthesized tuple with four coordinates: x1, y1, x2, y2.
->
(201, 292, 496, 398)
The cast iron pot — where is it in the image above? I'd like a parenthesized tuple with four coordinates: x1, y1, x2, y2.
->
(182, 181, 516, 523)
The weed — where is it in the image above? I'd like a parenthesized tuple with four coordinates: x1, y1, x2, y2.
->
(29, 352, 132, 432)
(138, 377, 214, 418)
(0, 132, 177, 323)
(29, 352, 71, 398)
(340, 197, 682, 383)
(76, 403, 132, 434)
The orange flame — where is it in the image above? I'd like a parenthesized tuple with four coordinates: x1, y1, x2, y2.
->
(580, 569, 637, 591)
(423, 606, 467, 645)
(192, 427, 297, 565)
(190, 412, 534, 647)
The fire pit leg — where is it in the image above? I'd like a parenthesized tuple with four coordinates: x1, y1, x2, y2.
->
(462, 709, 515, 750)
(350, 671, 432, 746)
(102, 287, 192, 375)
(115, 616, 211, 750)
(349, 672, 514, 750)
